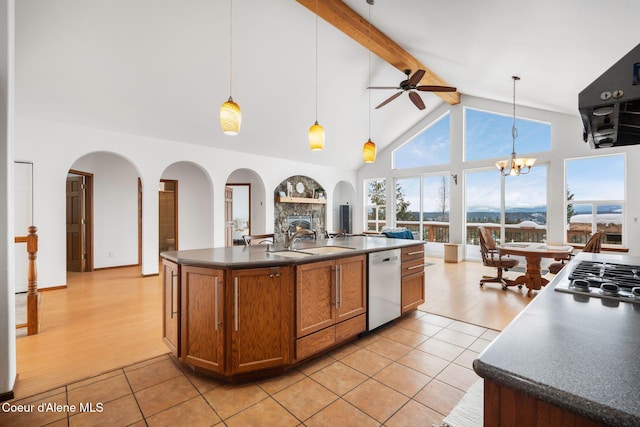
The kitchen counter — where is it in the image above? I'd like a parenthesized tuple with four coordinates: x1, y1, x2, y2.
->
(161, 235, 422, 268)
(473, 252, 640, 426)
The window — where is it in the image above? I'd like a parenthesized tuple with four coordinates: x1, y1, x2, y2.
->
(365, 178, 386, 232)
(465, 166, 548, 260)
(465, 108, 551, 162)
(394, 112, 450, 169)
(422, 175, 450, 243)
(395, 175, 450, 243)
(565, 155, 625, 246)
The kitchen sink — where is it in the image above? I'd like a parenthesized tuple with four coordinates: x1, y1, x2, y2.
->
(302, 246, 355, 255)
(268, 250, 312, 258)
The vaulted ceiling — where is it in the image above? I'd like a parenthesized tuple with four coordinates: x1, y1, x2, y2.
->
(15, 0, 640, 170)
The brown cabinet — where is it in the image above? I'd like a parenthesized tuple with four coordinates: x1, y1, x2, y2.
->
(484, 380, 605, 426)
(162, 259, 180, 357)
(230, 266, 293, 374)
(401, 244, 425, 314)
(180, 265, 225, 373)
(295, 255, 366, 360)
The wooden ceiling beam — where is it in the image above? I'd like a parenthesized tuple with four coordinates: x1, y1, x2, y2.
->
(296, 0, 460, 105)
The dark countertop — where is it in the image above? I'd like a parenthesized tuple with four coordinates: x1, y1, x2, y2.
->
(161, 235, 424, 269)
(473, 252, 640, 426)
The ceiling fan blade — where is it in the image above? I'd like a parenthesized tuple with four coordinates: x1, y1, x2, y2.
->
(416, 85, 457, 92)
(367, 86, 402, 90)
(408, 91, 426, 110)
(375, 92, 403, 109)
(407, 69, 426, 86)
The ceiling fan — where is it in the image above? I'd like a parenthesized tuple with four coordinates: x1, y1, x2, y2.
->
(368, 69, 457, 110)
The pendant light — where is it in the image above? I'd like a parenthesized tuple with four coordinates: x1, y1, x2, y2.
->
(220, 0, 241, 136)
(309, 0, 325, 150)
(363, 0, 376, 163)
(495, 76, 536, 175)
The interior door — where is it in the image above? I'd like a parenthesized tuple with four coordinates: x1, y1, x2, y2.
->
(66, 175, 85, 272)
(225, 186, 233, 247)
(159, 180, 178, 254)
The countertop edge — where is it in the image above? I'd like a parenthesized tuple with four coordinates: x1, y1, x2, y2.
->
(472, 358, 633, 427)
(161, 237, 424, 269)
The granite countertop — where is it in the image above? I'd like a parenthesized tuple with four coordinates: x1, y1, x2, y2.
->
(473, 252, 640, 426)
(161, 235, 424, 269)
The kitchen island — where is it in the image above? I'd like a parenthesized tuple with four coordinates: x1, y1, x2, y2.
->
(160, 235, 425, 382)
(473, 252, 640, 426)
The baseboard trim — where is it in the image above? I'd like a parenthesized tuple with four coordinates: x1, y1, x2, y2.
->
(94, 263, 140, 271)
(0, 384, 15, 402)
(39, 285, 67, 292)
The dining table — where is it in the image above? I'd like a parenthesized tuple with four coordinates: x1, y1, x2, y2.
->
(498, 242, 574, 296)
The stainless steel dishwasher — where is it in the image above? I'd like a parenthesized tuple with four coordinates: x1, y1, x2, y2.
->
(367, 249, 401, 331)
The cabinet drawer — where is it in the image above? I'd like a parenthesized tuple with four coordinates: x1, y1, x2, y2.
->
(401, 245, 425, 262)
(336, 313, 366, 342)
(296, 326, 336, 360)
(401, 258, 424, 277)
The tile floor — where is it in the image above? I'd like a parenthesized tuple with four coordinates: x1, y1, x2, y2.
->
(1, 311, 497, 426)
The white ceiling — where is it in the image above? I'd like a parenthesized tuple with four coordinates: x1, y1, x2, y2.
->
(15, 0, 640, 170)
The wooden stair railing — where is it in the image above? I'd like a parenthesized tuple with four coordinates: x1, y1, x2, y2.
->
(14, 226, 38, 335)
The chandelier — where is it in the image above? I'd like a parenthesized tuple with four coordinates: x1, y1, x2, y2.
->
(495, 76, 535, 176)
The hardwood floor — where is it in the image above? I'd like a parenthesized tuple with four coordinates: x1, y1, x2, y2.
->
(14, 266, 167, 399)
(13, 257, 542, 401)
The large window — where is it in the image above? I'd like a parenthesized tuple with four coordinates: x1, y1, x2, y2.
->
(395, 175, 450, 243)
(465, 166, 548, 259)
(365, 178, 386, 232)
(565, 155, 625, 246)
(393, 112, 450, 169)
(465, 108, 551, 162)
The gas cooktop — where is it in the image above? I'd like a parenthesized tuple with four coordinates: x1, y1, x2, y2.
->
(555, 259, 640, 304)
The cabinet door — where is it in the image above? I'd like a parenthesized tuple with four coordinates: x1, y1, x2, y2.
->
(181, 266, 225, 373)
(401, 271, 425, 314)
(162, 259, 180, 357)
(336, 255, 366, 323)
(230, 267, 292, 374)
(296, 260, 336, 338)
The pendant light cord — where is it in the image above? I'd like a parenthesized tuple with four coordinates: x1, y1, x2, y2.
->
(368, 3, 372, 138)
(314, 0, 319, 121)
(229, 0, 233, 97)
(511, 76, 519, 154)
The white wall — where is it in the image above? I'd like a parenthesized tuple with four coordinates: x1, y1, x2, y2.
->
(14, 116, 357, 288)
(162, 162, 214, 251)
(357, 94, 640, 258)
(0, 0, 15, 397)
(72, 153, 140, 268)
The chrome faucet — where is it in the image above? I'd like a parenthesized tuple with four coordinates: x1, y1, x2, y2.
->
(285, 229, 315, 250)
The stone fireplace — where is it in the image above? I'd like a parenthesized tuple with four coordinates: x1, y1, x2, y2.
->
(274, 175, 326, 243)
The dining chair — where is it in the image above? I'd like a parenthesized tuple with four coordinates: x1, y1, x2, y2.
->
(548, 231, 604, 274)
(477, 226, 520, 290)
(325, 230, 346, 238)
(242, 233, 275, 246)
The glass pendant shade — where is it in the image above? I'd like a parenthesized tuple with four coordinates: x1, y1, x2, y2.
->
(220, 97, 241, 136)
(495, 155, 536, 176)
(309, 121, 325, 151)
(363, 138, 376, 163)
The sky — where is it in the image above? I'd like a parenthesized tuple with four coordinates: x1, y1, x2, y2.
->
(392, 108, 625, 213)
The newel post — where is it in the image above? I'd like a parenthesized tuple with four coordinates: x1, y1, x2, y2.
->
(26, 225, 38, 335)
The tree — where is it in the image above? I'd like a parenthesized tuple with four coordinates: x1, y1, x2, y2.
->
(436, 176, 449, 221)
(395, 182, 412, 221)
(566, 187, 575, 222)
